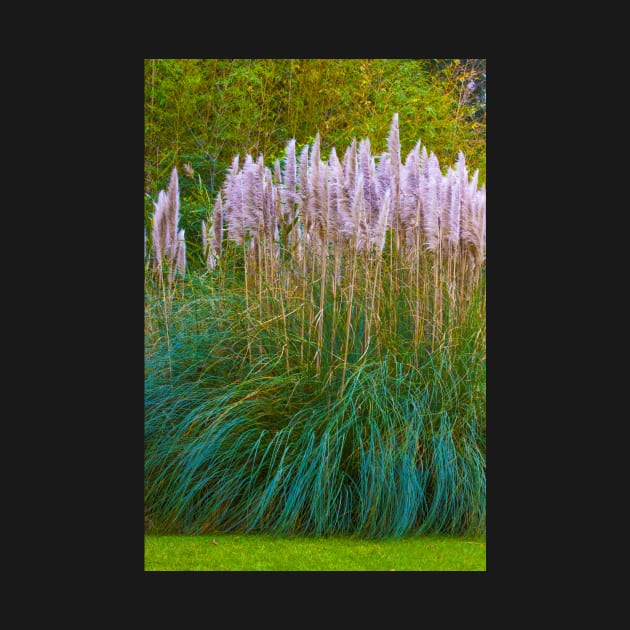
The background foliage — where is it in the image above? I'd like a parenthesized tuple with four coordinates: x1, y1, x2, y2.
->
(144, 59, 486, 268)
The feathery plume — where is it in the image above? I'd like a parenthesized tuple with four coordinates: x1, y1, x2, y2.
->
(149, 169, 183, 277)
(427, 151, 442, 183)
(440, 168, 454, 247)
(167, 167, 180, 261)
(283, 138, 297, 223)
(375, 152, 391, 216)
(349, 172, 369, 249)
(454, 151, 468, 246)
(400, 141, 421, 232)
(151, 190, 166, 270)
(343, 138, 357, 202)
(316, 161, 329, 240)
(297, 143, 310, 234)
(463, 183, 485, 267)
(371, 188, 390, 252)
(460, 169, 479, 255)
(225, 170, 245, 245)
(242, 154, 262, 237)
(423, 173, 441, 253)
(387, 114, 401, 228)
(448, 168, 461, 248)
(334, 147, 351, 242)
(359, 138, 376, 222)
(175, 229, 186, 276)
(308, 133, 322, 236)
(255, 157, 267, 238)
(224, 155, 244, 244)
(272, 179, 283, 248)
(273, 159, 284, 223)
(327, 146, 341, 237)
(227, 154, 240, 183)
(369, 155, 379, 225)
(419, 144, 428, 174)
(466, 169, 480, 212)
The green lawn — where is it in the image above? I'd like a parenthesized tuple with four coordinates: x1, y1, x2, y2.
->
(144, 533, 486, 571)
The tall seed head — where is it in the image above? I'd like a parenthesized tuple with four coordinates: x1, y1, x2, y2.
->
(423, 173, 441, 253)
(401, 141, 421, 231)
(226, 171, 246, 245)
(448, 169, 462, 248)
(308, 133, 322, 237)
(371, 187, 390, 252)
(387, 113, 401, 228)
(343, 138, 357, 201)
(350, 172, 368, 249)
(167, 167, 180, 260)
(283, 138, 297, 218)
(461, 169, 479, 253)
(375, 152, 392, 219)
(327, 146, 341, 237)
(298, 143, 310, 233)
(242, 154, 263, 237)
(440, 168, 454, 247)
(151, 191, 166, 269)
(224, 155, 244, 244)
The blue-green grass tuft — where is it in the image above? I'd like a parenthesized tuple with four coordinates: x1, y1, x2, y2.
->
(145, 279, 485, 538)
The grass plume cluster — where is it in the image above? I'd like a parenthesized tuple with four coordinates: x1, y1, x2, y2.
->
(150, 167, 186, 284)
(145, 115, 485, 538)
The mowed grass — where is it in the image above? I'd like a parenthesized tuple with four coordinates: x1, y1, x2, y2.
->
(144, 534, 486, 571)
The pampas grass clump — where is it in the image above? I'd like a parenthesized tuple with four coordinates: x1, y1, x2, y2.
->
(145, 115, 486, 538)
